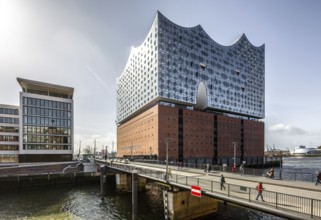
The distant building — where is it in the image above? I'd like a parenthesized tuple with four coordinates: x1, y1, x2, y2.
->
(0, 78, 74, 163)
(117, 11, 265, 166)
(0, 104, 20, 163)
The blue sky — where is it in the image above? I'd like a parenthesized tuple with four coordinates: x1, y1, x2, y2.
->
(0, 0, 320, 152)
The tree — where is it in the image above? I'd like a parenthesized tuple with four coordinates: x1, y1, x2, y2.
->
(83, 145, 92, 154)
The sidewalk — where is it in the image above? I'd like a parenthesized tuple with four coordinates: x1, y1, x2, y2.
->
(133, 161, 321, 192)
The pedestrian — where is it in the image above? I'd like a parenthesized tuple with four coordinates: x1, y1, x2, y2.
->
(239, 164, 244, 176)
(255, 182, 264, 201)
(315, 171, 320, 185)
(220, 174, 226, 190)
(168, 168, 172, 178)
(232, 164, 236, 174)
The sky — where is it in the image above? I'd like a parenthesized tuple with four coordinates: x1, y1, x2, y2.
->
(0, 0, 320, 152)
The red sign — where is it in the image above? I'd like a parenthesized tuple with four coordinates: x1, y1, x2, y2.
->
(191, 185, 201, 197)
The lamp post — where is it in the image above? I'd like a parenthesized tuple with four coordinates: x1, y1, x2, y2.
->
(150, 146, 152, 159)
(165, 138, 170, 181)
(232, 142, 237, 166)
(105, 145, 108, 162)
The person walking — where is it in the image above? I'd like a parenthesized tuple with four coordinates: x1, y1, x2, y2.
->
(255, 182, 264, 201)
(220, 174, 226, 190)
(239, 164, 244, 176)
(315, 171, 320, 185)
(168, 168, 172, 178)
(232, 164, 236, 174)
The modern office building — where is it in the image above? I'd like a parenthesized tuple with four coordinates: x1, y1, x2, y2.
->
(18, 78, 74, 162)
(0, 104, 20, 163)
(117, 12, 265, 166)
(0, 78, 74, 163)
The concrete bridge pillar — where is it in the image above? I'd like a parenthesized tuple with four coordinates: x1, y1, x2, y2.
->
(164, 189, 218, 220)
(115, 173, 146, 193)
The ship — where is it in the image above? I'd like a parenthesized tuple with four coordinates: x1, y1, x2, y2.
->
(290, 145, 321, 156)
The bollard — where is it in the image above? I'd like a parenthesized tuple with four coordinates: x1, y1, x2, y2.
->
(132, 170, 138, 220)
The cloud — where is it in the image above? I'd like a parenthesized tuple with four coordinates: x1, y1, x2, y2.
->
(269, 124, 307, 136)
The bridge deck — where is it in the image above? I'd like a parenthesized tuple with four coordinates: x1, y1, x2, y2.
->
(99, 160, 321, 220)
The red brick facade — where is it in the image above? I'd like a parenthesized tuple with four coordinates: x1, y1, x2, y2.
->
(117, 104, 264, 165)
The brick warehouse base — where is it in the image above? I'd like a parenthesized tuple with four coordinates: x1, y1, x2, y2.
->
(117, 104, 264, 166)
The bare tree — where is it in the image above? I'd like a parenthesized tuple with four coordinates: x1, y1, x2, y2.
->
(83, 145, 92, 154)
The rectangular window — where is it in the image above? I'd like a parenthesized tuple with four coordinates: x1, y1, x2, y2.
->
(27, 116, 31, 124)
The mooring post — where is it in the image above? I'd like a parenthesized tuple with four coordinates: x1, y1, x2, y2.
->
(100, 165, 107, 196)
(132, 170, 138, 220)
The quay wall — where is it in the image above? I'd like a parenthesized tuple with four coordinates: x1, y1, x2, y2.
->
(0, 172, 99, 191)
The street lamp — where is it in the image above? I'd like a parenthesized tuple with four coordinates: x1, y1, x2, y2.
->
(232, 142, 237, 166)
(150, 146, 152, 160)
(105, 145, 108, 162)
(165, 138, 171, 181)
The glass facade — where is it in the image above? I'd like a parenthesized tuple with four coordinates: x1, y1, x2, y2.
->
(0, 117, 19, 124)
(0, 105, 19, 163)
(0, 154, 18, 163)
(22, 97, 72, 151)
(117, 12, 265, 123)
(0, 107, 19, 115)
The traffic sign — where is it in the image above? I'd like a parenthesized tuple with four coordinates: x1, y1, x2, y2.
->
(191, 185, 201, 197)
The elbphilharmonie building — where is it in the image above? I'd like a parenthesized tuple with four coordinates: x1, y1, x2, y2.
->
(117, 12, 265, 166)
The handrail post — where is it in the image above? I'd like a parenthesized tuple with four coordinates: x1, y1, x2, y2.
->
(197, 178, 199, 186)
(249, 188, 251, 202)
(186, 176, 188, 186)
(228, 184, 230, 197)
(311, 199, 314, 218)
(211, 181, 213, 192)
(276, 192, 278, 209)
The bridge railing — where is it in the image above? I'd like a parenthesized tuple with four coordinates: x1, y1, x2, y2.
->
(133, 159, 319, 182)
(108, 162, 321, 218)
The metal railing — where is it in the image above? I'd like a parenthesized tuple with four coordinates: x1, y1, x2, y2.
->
(133, 159, 320, 182)
(107, 162, 321, 218)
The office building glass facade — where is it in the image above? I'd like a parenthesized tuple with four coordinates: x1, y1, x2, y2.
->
(0, 105, 19, 163)
(22, 97, 72, 150)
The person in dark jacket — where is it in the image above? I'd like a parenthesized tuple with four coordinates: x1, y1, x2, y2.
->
(220, 174, 226, 190)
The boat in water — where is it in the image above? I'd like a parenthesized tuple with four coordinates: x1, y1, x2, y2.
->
(290, 145, 321, 156)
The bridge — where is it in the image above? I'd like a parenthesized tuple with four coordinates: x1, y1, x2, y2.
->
(97, 159, 321, 220)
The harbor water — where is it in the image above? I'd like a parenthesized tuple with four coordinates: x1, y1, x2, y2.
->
(1, 157, 320, 220)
